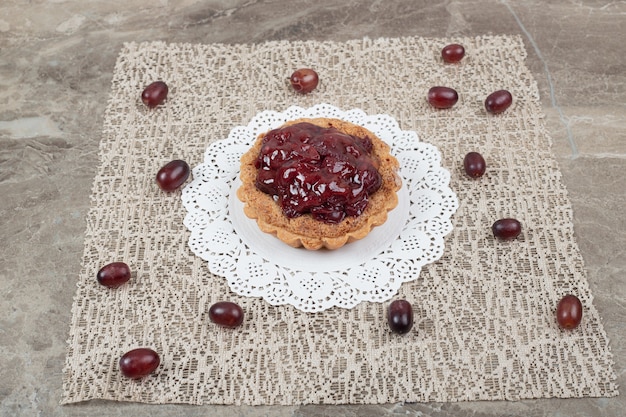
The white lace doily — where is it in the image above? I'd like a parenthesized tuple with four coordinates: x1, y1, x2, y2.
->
(182, 104, 458, 312)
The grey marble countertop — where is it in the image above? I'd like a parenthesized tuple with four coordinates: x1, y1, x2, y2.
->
(1, 1, 624, 416)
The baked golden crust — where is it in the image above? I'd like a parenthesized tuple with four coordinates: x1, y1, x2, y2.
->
(237, 117, 401, 250)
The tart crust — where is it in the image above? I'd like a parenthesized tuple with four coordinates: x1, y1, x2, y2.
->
(237, 117, 402, 250)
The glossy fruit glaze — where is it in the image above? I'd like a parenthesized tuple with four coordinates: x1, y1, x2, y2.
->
(255, 122, 382, 224)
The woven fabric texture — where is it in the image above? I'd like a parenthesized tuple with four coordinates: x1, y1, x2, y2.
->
(62, 35, 618, 405)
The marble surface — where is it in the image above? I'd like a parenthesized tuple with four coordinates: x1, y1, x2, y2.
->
(0, 1, 623, 416)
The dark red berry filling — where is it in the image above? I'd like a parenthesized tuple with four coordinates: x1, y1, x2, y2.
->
(255, 122, 382, 224)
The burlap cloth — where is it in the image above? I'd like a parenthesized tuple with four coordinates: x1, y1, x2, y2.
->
(61, 35, 618, 405)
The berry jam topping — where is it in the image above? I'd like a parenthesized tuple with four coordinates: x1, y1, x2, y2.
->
(255, 122, 382, 224)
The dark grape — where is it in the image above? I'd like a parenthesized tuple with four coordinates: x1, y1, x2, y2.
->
(119, 348, 160, 379)
(141, 81, 168, 108)
(388, 300, 413, 334)
(156, 160, 190, 192)
(556, 294, 583, 330)
(441, 44, 465, 63)
(492, 218, 522, 240)
(463, 152, 486, 178)
(97, 262, 131, 288)
(289, 68, 319, 94)
(427, 86, 459, 109)
(485, 90, 513, 114)
(209, 301, 244, 328)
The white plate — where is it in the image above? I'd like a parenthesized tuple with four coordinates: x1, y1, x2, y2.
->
(182, 104, 458, 312)
(229, 177, 410, 273)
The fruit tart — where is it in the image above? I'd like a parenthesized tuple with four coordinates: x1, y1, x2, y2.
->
(237, 117, 402, 250)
